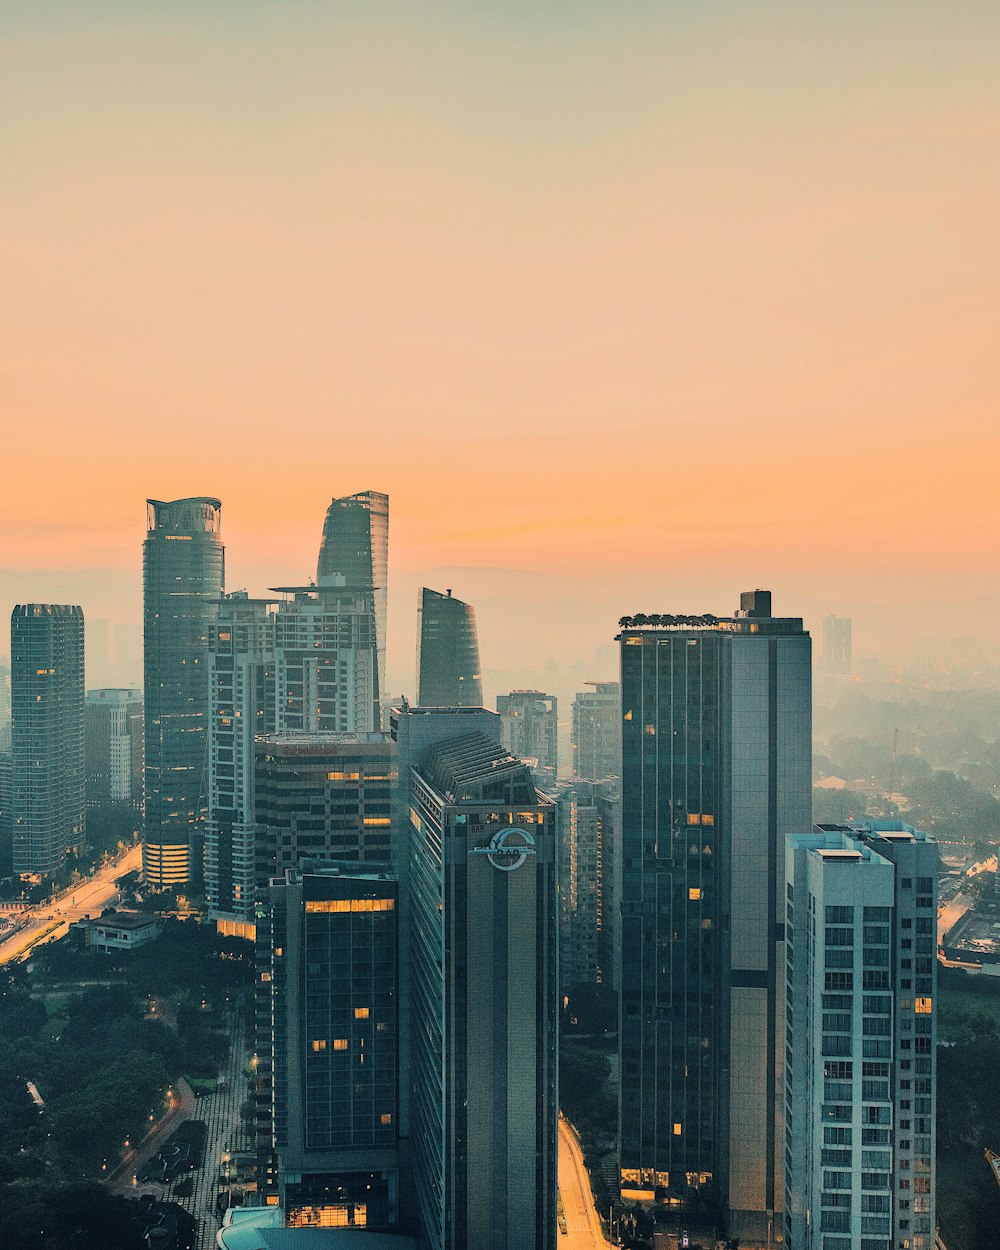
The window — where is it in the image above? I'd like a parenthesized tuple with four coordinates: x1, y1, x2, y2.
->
(354, 1007, 370, 1019)
(311, 1040, 327, 1052)
(333, 1039, 348, 1051)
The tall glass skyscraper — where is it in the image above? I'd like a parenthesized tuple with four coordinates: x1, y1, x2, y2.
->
(617, 590, 811, 1243)
(143, 497, 224, 888)
(317, 491, 388, 706)
(416, 588, 482, 708)
(10, 604, 85, 876)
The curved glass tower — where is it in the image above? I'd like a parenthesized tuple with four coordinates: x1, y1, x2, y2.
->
(416, 588, 483, 708)
(143, 497, 224, 888)
(317, 490, 388, 704)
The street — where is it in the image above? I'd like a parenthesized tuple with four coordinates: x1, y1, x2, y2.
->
(0, 842, 143, 965)
(559, 1115, 610, 1249)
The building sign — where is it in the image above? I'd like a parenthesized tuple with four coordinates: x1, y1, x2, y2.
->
(469, 827, 536, 872)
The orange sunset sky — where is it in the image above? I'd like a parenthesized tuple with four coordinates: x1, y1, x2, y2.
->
(2, 2, 1000, 690)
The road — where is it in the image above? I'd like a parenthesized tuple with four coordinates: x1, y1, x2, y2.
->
(559, 1115, 610, 1249)
(0, 843, 143, 964)
(106, 1077, 198, 1194)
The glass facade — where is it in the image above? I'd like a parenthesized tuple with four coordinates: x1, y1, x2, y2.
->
(570, 680, 620, 780)
(142, 497, 224, 887)
(316, 490, 388, 708)
(10, 603, 85, 875)
(416, 588, 483, 708)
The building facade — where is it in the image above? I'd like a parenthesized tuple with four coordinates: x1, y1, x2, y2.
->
(497, 690, 558, 785)
(416, 589, 482, 709)
(822, 615, 852, 676)
(0, 656, 11, 753)
(784, 822, 937, 1250)
(85, 688, 143, 806)
(617, 591, 811, 1243)
(570, 681, 620, 780)
(143, 497, 224, 888)
(398, 708, 558, 1250)
(10, 604, 86, 876)
(204, 594, 277, 931)
(317, 490, 388, 709)
(264, 868, 400, 1230)
(556, 778, 617, 994)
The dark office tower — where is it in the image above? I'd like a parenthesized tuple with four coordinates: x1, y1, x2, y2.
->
(556, 778, 616, 994)
(416, 588, 482, 708)
(85, 688, 143, 806)
(317, 490, 388, 707)
(497, 690, 558, 785)
(571, 680, 620, 780)
(10, 604, 86, 876)
(253, 734, 395, 887)
(204, 594, 276, 934)
(395, 706, 557, 1250)
(143, 497, 224, 889)
(617, 590, 811, 1244)
(264, 868, 400, 1230)
(822, 613, 852, 675)
(785, 822, 937, 1250)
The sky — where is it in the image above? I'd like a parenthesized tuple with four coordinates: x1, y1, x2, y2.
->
(2, 1, 999, 692)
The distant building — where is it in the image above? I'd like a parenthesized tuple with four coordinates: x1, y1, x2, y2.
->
(0, 656, 11, 753)
(204, 593, 277, 932)
(85, 688, 143, 806)
(0, 753, 11, 877)
(556, 779, 617, 993)
(317, 490, 389, 709)
(143, 497, 225, 889)
(497, 690, 558, 785)
(785, 822, 937, 1250)
(570, 681, 619, 780)
(617, 590, 811, 1244)
(11, 604, 86, 876)
(822, 614, 853, 675)
(263, 868, 400, 1230)
(86, 910, 160, 952)
(416, 589, 482, 708)
(394, 706, 557, 1250)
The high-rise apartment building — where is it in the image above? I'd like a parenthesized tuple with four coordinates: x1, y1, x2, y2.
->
(822, 614, 853, 676)
(571, 680, 620, 779)
(497, 689, 558, 785)
(617, 590, 811, 1243)
(416, 589, 482, 708)
(273, 586, 379, 735)
(204, 594, 277, 931)
(785, 822, 937, 1250)
(395, 706, 557, 1250)
(85, 688, 143, 807)
(556, 778, 616, 993)
(263, 867, 400, 1230)
(317, 491, 388, 708)
(143, 497, 224, 888)
(10, 604, 86, 876)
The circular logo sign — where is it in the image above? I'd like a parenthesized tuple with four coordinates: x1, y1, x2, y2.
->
(470, 827, 537, 872)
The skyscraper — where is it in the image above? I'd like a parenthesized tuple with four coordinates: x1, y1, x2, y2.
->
(395, 706, 557, 1250)
(0, 655, 12, 753)
(204, 593, 277, 931)
(263, 867, 400, 1231)
(497, 689, 558, 785)
(85, 688, 143, 806)
(143, 497, 224, 889)
(10, 604, 86, 876)
(570, 680, 620, 779)
(784, 822, 937, 1250)
(317, 490, 388, 707)
(416, 588, 482, 708)
(556, 778, 615, 993)
(822, 614, 853, 675)
(616, 590, 811, 1243)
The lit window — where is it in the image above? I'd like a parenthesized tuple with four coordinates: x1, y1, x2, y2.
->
(702, 814, 714, 826)
(380, 1113, 393, 1125)
(914, 997, 932, 1015)
(673, 1123, 682, 1135)
(311, 1039, 327, 1052)
(689, 888, 702, 901)
(333, 1039, 348, 1051)
(354, 1007, 370, 1019)
(687, 814, 702, 826)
